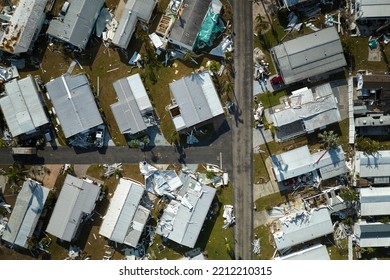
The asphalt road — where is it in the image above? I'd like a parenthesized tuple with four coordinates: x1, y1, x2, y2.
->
(231, 1, 254, 259)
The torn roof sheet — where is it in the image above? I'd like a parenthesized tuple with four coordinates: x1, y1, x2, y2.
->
(155, 171, 216, 248)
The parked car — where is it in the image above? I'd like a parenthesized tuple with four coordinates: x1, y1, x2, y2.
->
(94, 125, 105, 148)
(270, 75, 283, 85)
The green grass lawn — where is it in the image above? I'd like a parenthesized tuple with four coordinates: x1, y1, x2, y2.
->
(253, 225, 275, 260)
(255, 91, 286, 109)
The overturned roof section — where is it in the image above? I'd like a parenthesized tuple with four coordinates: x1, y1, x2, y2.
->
(47, 0, 105, 49)
(354, 220, 390, 247)
(46, 174, 100, 242)
(169, 0, 211, 50)
(112, 0, 156, 49)
(1, 179, 49, 248)
(45, 73, 103, 138)
(271, 27, 346, 85)
(99, 178, 149, 247)
(273, 208, 333, 251)
(356, 0, 390, 20)
(111, 74, 153, 135)
(360, 187, 390, 216)
(0, 75, 49, 137)
(271, 145, 348, 182)
(0, 0, 48, 54)
(355, 151, 390, 179)
(156, 172, 216, 248)
(274, 244, 330, 260)
(169, 71, 224, 131)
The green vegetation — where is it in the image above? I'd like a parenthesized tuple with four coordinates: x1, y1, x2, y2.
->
(255, 91, 287, 109)
(254, 192, 290, 212)
(253, 225, 275, 260)
(356, 137, 381, 155)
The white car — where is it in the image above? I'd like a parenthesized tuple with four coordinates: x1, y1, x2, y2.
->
(95, 125, 105, 148)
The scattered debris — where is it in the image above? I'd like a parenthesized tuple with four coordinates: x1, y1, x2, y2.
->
(104, 163, 123, 178)
(305, 22, 320, 32)
(68, 245, 81, 259)
(0, 216, 8, 237)
(223, 205, 235, 229)
(0, 65, 19, 83)
(253, 237, 261, 255)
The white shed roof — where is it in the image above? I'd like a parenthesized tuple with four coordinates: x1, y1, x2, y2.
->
(0, 76, 49, 137)
(355, 151, 390, 178)
(1, 179, 49, 248)
(354, 220, 390, 247)
(111, 74, 153, 134)
(169, 71, 224, 131)
(45, 74, 103, 138)
(273, 208, 334, 251)
(46, 174, 100, 242)
(274, 244, 330, 260)
(360, 187, 390, 216)
(99, 178, 149, 247)
(271, 28, 346, 84)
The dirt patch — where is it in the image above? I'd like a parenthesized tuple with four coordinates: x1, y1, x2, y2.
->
(42, 165, 63, 189)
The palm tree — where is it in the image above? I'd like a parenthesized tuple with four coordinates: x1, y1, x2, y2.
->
(315, 130, 339, 164)
(318, 130, 339, 151)
(255, 14, 268, 36)
(356, 137, 380, 155)
(183, 51, 199, 65)
(223, 80, 234, 95)
(5, 163, 27, 186)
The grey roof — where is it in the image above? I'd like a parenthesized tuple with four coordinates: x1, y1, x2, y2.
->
(111, 74, 153, 134)
(156, 172, 216, 248)
(47, 0, 105, 49)
(0, 76, 49, 137)
(354, 220, 390, 247)
(360, 187, 390, 216)
(356, 0, 390, 20)
(355, 114, 390, 127)
(271, 27, 346, 85)
(362, 74, 390, 90)
(112, 0, 156, 48)
(99, 178, 149, 247)
(272, 145, 348, 182)
(273, 208, 333, 251)
(45, 74, 103, 138)
(169, 0, 211, 50)
(46, 174, 100, 242)
(1, 179, 49, 248)
(169, 71, 224, 131)
(0, 0, 47, 54)
(272, 84, 341, 135)
(355, 151, 390, 178)
(274, 244, 330, 260)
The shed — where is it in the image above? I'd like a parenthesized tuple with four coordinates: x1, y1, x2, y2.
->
(112, 0, 157, 49)
(1, 179, 49, 248)
(360, 187, 390, 216)
(271, 27, 346, 85)
(45, 73, 103, 138)
(168, 71, 224, 132)
(99, 178, 149, 247)
(0, 75, 49, 137)
(0, 0, 48, 54)
(111, 74, 154, 135)
(45, 174, 100, 242)
(273, 208, 333, 251)
(47, 0, 105, 49)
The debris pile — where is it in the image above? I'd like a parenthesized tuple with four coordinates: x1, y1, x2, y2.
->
(223, 205, 235, 229)
(253, 238, 261, 255)
(0, 216, 8, 237)
(68, 245, 81, 259)
(104, 163, 123, 178)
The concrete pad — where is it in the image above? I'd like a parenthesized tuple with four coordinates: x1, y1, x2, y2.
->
(368, 47, 381, 62)
(254, 210, 269, 228)
(253, 127, 273, 148)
